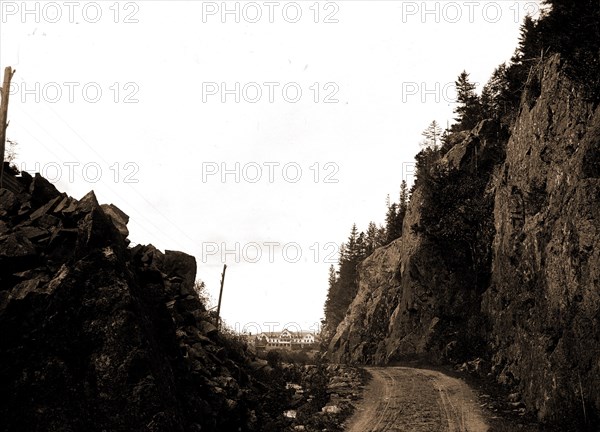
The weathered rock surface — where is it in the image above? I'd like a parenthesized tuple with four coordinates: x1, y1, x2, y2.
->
(482, 55, 600, 425)
(327, 238, 405, 364)
(327, 55, 600, 427)
(328, 122, 500, 365)
(0, 171, 264, 431)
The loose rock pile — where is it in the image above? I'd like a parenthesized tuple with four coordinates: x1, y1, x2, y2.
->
(0, 168, 265, 431)
(284, 364, 366, 432)
(323, 364, 364, 414)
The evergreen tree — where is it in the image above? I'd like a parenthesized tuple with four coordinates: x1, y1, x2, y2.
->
(396, 180, 409, 232)
(413, 146, 440, 190)
(356, 231, 367, 258)
(399, 180, 409, 213)
(513, 15, 541, 62)
(439, 129, 454, 155)
(537, 0, 600, 97)
(421, 120, 443, 150)
(452, 71, 482, 132)
(327, 264, 337, 289)
(323, 264, 341, 336)
(384, 181, 409, 244)
(346, 224, 359, 261)
(385, 203, 399, 243)
(481, 63, 510, 121)
(376, 224, 387, 247)
(366, 221, 378, 254)
(323, 224, 366, 337)
(323, 183, 408, 339)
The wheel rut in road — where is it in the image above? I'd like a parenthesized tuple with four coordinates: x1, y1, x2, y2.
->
(345, 367, 489, 432)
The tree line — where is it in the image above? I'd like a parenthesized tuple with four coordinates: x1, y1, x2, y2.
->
(323, 181, 408, 336)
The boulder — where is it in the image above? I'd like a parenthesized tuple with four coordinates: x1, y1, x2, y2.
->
(321, 405, 341, 414)
(0, 232, 38, 272)
(75, 207, 124, 259)
(75, 191, 100, 214)
(199, 320, 219, 338)
(0, 188, 19, 216)
(28, 195, 63, 222)
(101, 203, 130, 240)
(164, 250, 197, 294)
(29, 173, 60, 208)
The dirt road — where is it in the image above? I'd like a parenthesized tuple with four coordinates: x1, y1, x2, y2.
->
(345, 367, 489, 432)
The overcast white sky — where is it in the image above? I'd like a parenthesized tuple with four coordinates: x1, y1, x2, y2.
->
(1, 0, 541, 333)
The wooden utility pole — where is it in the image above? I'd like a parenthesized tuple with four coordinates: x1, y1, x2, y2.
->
(0, 66, 16, 188)
(215, 264, 227, 330)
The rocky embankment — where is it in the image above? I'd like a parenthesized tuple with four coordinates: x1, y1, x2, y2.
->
(327, 55, 600, 427)
(282, 364, 366, 432)
(0, 168, 267, 431)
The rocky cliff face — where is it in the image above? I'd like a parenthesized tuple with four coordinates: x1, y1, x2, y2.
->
(327, 238, 404, 364)
(482, 55, 600, 425)
(327, 55, 600, 426)
(327, 188, 459, 365)
(328, 119, 501, 366)
(0, 171, 262, 432)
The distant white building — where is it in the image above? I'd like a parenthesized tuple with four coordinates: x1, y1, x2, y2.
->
(254, 329, 318, 349)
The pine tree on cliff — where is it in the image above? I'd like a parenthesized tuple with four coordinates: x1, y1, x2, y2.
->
(384, 181, 409, 244)
(481, 63, 510, 121)
(377, 224, 386, 246)
(452, 71, 482, 132)
(356, 231, 367, 258)
(323, 264, 340, 331)
(497, 16, 543, 124)
(338, 224, 365, 286)
(323, 224, 366, 335)
(396, 180, 409, 230)
(346, 223, 359, 261)
(513, 15, 541, 62)
(421, 120, 443, 150)
(537, 0, 600, 96)
(328, 264, 337, 288)
(399, 180, 409, 211)
(385, 202, 399, 244)
(365, 221, 379, 254)
(539, 0, 600, 56)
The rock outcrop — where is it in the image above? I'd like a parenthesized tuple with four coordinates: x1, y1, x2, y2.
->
(328, 120, 501, 365)
(327, 55, 600, 427)
(0, 169, 263, 431)
(482, 55, 600, 425)
(327, 239, 404, 364)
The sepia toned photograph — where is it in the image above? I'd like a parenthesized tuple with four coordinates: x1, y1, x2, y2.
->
(0, 1, 598, 431)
